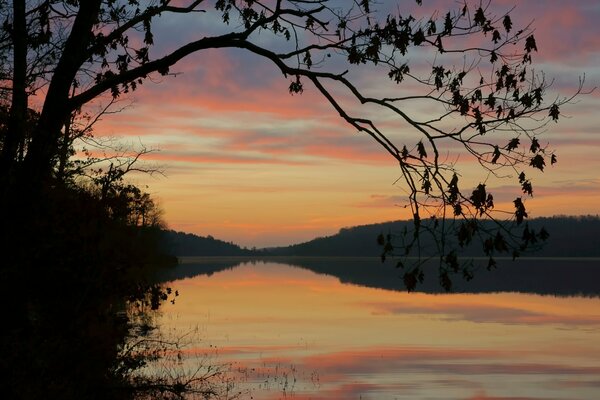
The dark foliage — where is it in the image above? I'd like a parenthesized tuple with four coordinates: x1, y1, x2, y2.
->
(268, 216, 599, 258)
(162, 230, 263, 257)
(0, 180, 177, 400)
(163, 257, 600, 298)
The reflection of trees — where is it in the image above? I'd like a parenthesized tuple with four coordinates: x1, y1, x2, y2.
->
(167, 257, 600, 297)
(116, 314, 244, 400)
(159, 258, 248, 282)
(282, 257, 600, 297)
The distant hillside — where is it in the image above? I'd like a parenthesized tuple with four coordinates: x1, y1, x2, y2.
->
(161, 230, 261, 257)
(162, 216, 600, 258)
(266, 216, 600, 258)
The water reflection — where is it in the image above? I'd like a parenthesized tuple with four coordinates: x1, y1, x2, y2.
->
(159, 259, 600, 399)
(162, 256, 600, 296)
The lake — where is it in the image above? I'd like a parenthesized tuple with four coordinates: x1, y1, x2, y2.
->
(157, 258, 600, 399)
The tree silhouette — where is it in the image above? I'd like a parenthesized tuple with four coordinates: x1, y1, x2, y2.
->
(1, 2, 583, 268)
(0, 1, 580, 187)
(0, 0, 586, 396)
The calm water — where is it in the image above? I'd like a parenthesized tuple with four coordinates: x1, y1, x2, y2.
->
(158, 258, 600, 399)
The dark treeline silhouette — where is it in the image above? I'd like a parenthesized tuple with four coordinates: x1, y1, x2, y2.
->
(162, 230, 263, 257)
(264, 216, 600, 258)
(159, 257, 245, 282)
(1, 182, 180, 399)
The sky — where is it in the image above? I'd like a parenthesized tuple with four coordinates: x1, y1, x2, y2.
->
(93, 0, 600, 248)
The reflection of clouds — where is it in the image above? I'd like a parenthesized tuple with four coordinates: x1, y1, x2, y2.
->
(365, 301, 600, 326)
(207, 345, 600, 399)
(549, 378, 600, 389)
(465, 389, 554, 400)
(288, 346, 600, 381)
(161, 262, 600, 399)
(181, 344, 306, 357)
(258, 382, 415, 400)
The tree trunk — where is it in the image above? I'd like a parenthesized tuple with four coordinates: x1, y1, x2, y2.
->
(24, 0, 103, 183)
(1, 0, 27, 180)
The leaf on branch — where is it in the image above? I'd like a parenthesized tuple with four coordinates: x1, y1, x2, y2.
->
(401, 145, 409, 159)
(521, 179, 533, 196)
(529, 137, 540, 153)
(305, 16, 315, 30)
(417, 141, 427, 159)
(413, 28, 425, 45)
(484, 93, 496, 109)
(432, 66, 445, 90)
(518, 171, 533, 195)
(347, 45, 363, 64)
(513, 197, 528, 224)
(444, 12, 453, 34)
(421, 175, 432, 194)
(448, 173, 459, 203)
(530, 154, 545, 171)
(525, 35, 538, 52)
(549, 103, 560, 121)
(427, 19, 436, 35)
(360, 0, 370, 14)
(366, 36, 381, 60)
(303, 51, 312, 68)
(474, 7, 486, 27)
(491, 145, 501, 164)
(453, 203, 462, 216)
(439, 270, 452, 292)
(506, 137, 520, 151)
(503, 15, 512, 32)
(495, 105, 503, 118)
(289, 76, 303, 94)
(470, 183, 491, 215)
(388, 64, 410, 83)
(472, 89, 482, 103)
(492, 29, 501, 44)
(551, 154, 558, 165)
(520, 92, 533, 108)
(404, 267, 424, 291)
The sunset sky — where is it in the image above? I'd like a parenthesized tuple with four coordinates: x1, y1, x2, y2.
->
(93, 0, 600, 247)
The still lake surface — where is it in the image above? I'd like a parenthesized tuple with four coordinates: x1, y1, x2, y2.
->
(158, 257, 600, 399)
